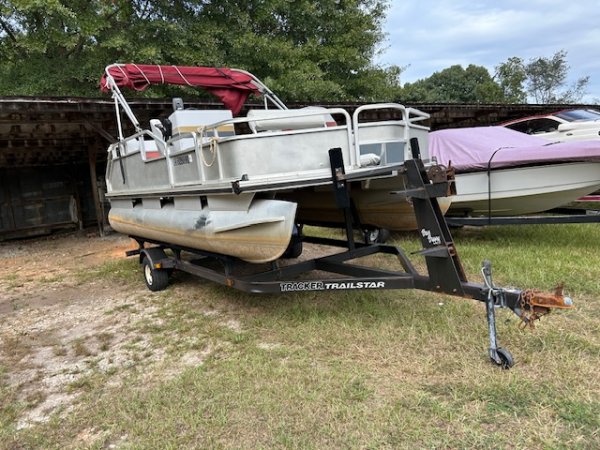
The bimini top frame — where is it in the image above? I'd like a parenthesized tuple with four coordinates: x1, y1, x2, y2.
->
(100, 63, 288, 141)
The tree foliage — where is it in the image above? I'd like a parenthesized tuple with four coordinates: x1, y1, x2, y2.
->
(0, 2, 590, 105)
(495, 50, 589, 103)
(493, 56, 527, 103)
(399, 50, 589, 104)
(401, 64, 505, 103)
(0, 0, 402, 101)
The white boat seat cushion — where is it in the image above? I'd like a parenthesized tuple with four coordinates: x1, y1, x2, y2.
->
(149, 119, 167, 155)
(247, 108, 332, 133)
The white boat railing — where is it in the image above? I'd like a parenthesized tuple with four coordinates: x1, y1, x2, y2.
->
(352, 103, 430, 164)
(107, 102, 431, 194)
(103, 63, 289, 141)
(197, 107, 355, 165)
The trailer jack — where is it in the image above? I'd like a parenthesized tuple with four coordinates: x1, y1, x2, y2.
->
(481, 260, 514, 368)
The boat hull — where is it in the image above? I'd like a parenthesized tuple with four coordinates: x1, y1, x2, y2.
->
(278, 177, 452, 231)
(108, 198, 297, 263)
(448, 162, 600, 216)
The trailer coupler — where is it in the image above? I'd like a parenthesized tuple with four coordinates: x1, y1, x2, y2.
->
(516, 284, 574, 329)
(480, 260, 574, 368)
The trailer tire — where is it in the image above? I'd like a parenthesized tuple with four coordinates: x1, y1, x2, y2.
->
(283, 239, 303, 259)
(142, 257, 169, 292)
(364, 228, 390, 244)
(282, 225, 303, 259)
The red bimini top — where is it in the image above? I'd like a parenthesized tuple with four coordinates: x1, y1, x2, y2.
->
(100, 64, 261, 115)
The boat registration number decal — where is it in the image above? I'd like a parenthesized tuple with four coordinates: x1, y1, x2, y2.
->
(173, 154, 193, 166)
(280, 281, 385, 292)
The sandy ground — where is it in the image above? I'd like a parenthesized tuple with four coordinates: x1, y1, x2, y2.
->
(0, 230, 208, 429)
(0, 228, 354, 430)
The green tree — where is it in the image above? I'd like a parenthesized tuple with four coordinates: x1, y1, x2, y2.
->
(0, 0, 402, 101)
(401, 64, 505, 103)
(525, 50, 588, 103)
(0, 0, 212, 95)
(494, 56, 527, 103)
(495, 50, 589, 103)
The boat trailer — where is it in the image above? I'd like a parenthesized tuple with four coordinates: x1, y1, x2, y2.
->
(125, 149, 573, 369)
(446, 212, 600, 227)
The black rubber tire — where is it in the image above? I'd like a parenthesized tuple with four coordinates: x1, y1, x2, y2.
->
(364, 228, 391, 244)
(282, 225, 303, 259)
(142, 257, 169, 292)
(283, 240, 303, 259)
(494, 347, 514, 369)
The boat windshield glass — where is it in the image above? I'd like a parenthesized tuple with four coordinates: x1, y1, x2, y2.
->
(555, 109, 600, 122)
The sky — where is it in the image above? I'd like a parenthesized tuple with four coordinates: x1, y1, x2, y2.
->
(377, 1, 600, 102)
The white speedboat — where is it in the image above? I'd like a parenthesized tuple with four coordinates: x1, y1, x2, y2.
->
(101, 64, 451, 262)
(429, 126, 600, 216)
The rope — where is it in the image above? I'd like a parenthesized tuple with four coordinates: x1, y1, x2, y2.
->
(173, 65, 194, 87)
(132, 63, 150, 88)
(486, 146, 513, 223)
(157, 65, 164, 84)
(197, 126, 217, 167)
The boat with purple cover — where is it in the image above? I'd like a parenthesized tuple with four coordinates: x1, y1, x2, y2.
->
(429, 126, 600, 216)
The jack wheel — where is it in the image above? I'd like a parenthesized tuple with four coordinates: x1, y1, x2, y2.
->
(142, 257, 169, 292)
(491, 347, 514, 369)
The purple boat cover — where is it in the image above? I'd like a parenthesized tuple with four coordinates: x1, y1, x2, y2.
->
(429, 126, 600, 172)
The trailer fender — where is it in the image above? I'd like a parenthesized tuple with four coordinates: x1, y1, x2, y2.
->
(139, 247, 172, 268)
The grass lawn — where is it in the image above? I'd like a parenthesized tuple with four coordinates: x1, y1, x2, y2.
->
(2, 223, 599, 449)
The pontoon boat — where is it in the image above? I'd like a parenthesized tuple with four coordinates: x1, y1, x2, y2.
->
(101, 64, 451, 262)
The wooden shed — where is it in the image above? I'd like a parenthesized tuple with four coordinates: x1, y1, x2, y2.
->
(0, 97, 586, 240)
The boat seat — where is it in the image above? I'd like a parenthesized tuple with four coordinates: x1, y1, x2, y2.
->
(247, 108, 335, 133)
(149, 119, 168, 156)
(124, 137, 162, 160)
(168, 109, 235, 137)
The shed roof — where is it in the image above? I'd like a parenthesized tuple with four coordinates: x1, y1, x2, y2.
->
(1, 97, 593, 168)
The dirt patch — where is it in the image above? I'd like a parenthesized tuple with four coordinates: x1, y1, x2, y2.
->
(0, 231, 212, 429)
(0, 229, 394, 430)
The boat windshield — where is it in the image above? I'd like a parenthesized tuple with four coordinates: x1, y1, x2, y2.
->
(555, 109, 600, 122)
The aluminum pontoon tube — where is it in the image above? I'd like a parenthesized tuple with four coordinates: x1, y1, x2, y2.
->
(108, 199, 297, 263)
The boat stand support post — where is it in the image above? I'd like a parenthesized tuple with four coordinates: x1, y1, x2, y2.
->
(403, 154, 466, 296)
(486, 292, 501, 362)
(88, 140, 105, 237)
(328, 148, 355, 250)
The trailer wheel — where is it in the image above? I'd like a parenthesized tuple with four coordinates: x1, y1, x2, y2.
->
(364, 228, 390, 244)
(283, 239, 303, 259)
(142, 257, 169, 292)
(282, 225, 303, 259)
(492, 347, 514, 369)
